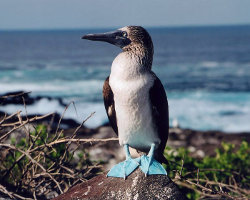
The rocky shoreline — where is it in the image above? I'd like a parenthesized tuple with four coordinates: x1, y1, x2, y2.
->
(74, 125, 250, 170)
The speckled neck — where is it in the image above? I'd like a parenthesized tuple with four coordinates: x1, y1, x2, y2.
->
(123, 43, 153, 71)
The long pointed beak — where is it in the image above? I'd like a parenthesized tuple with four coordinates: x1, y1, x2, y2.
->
(81, 32, 116, 42)
(81, 30, 131, 48)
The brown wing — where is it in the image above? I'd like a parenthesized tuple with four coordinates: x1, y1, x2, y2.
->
(149, 72, 169, 164)
(103, 76, 118, 135)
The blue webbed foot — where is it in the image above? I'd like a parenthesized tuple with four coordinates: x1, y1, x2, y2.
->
(107, 157, 139, 179)
(139, 155, 167, 176)
(139, 143, 167, 176)
(107, 144, 139, 179)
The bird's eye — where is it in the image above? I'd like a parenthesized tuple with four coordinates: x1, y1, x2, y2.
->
(122, 31, 127, 37)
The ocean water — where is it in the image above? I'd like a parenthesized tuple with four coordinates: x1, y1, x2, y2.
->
(0, 25, 250, 132)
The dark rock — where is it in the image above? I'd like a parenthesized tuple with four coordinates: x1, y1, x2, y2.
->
(53, 168, 187, 200)
(0, 91, 67, 107)
(168, 128, 250, 157)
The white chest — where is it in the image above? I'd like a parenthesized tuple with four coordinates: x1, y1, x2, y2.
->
(109, 54, 160, 149)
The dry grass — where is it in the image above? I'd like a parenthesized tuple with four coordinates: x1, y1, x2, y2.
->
(0, 92, 117, 199)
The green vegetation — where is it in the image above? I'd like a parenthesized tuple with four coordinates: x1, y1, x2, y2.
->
(164, 141, 250, 199)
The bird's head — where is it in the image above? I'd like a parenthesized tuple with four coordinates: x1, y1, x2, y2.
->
(82, 26, 153, 53)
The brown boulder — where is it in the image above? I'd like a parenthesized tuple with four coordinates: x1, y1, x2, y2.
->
(53, 168, 187, 200)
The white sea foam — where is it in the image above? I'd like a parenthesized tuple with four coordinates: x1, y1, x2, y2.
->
(0, 80, 103, 97)
(200, 61, 219, 68)
(0, 82, 62, 93)
(168, 91, 250, 132)
(200, 61, 237, 68)
(0, 98, 107, 128)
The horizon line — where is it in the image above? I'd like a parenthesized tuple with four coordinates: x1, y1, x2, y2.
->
(1, 23, 250, 32)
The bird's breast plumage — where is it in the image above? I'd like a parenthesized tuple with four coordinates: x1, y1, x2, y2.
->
(109, 55, 161, 150)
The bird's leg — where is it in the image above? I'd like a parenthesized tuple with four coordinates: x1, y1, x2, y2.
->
(139, 143, 167, 176)
(146, 143, 155, 175)
(107, 144, 140, 179)
(124, 144, 131, 159)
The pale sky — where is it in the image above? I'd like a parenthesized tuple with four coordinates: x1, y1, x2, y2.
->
(0, 0, 250, 30)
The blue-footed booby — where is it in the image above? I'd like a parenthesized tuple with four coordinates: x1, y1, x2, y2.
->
(82, 26, 169, 179)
